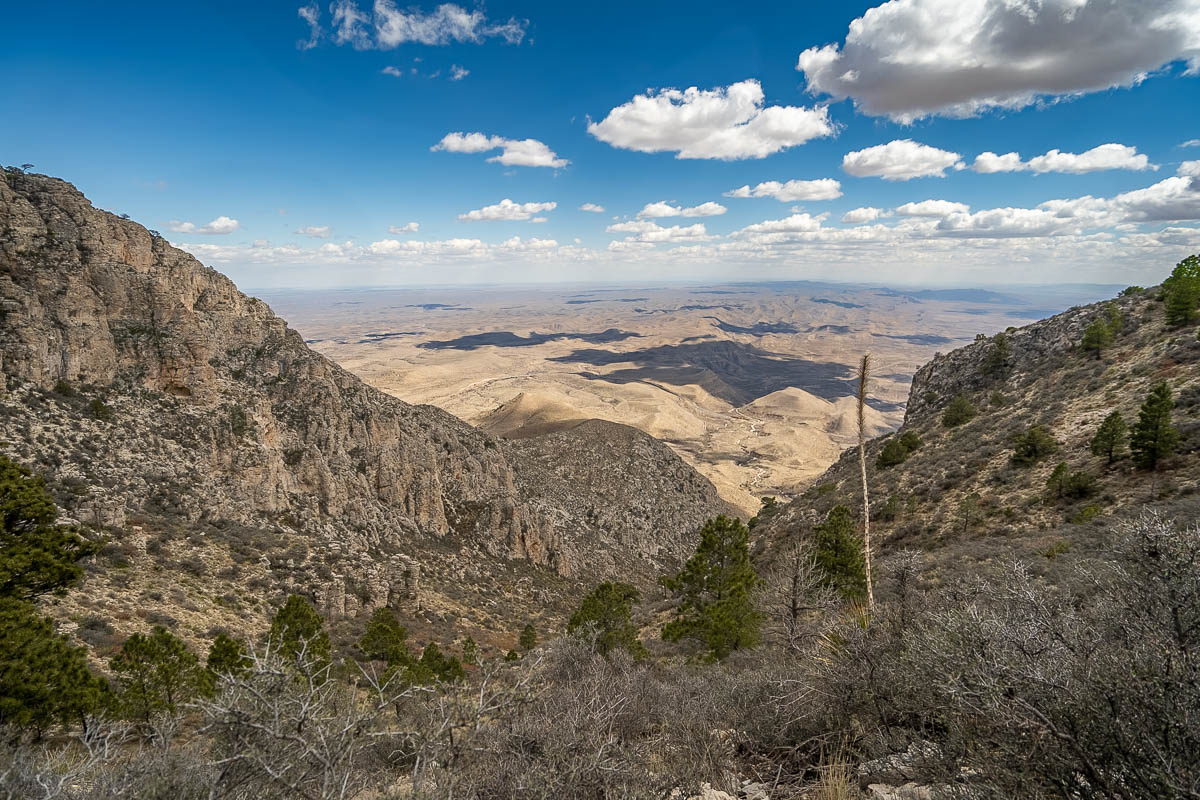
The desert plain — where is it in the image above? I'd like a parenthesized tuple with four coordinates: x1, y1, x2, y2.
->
(264, 281, 1117, 514)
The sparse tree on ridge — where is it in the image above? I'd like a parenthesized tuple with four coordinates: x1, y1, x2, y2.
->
(979, 331, 1012, 378)
(519, 622, 538, 652)
(812, 505, 867, 601)
(567, 581, 645, 657)
(1090, 411, 1128, 465)
(661, 515, 761, 660)
(942, 393, 977, 427)
(269, 594, 331, 667)
(1081, 317, 1114, 357)
(1164, 254, 1200, 327)
(1130, 382, 1179, 470)
(110, 626, 210, 721)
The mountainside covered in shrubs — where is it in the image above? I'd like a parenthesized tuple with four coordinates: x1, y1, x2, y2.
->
(755, 273, 1200, 582)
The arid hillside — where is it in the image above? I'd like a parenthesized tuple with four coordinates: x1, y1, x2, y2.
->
(0, 171, 731, 658)
(754, 283, 1200, 579)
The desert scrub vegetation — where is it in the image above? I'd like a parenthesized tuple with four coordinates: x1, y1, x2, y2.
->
(5, 513, 1200, 798)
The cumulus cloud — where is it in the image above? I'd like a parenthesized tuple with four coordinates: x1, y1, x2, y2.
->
(389, 222, 419, 233)
(297, 225, 332, 238)
(381, 65, 403, 77)
(312, 1, 526, 49)
(797, 0, 1200, 122)
(432, 131, 568, 168)
(458, 199, 557, 222)
(587, 79, 835, 160)
(841, 207, 884, 224)
(724, 178, 843, 202)
(843, 140, 964, 180)
(637, 201, 726, 218)
(579, 203, 606, 213)
(1113, 176, 1200, 221)
(606, 219, 715, 243)
(971, 144, 1154, 174)
(1183, 139, 1200, 148)
(166, 216, 240, 235)
(972, 151, 1026, 174)
(449, 64, 469, 80)
(1028, 144, 1155, 173)
(1179, 160, 1200, 177)
(895, 199, 971, 217)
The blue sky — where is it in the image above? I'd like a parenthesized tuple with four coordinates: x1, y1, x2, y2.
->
(3, 0, 1200, 288)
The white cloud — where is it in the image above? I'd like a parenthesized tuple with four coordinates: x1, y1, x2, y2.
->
(381, 65, 403, 77)
(389, 222, 420, 233)
(1183, 139, 1200, 148)
(166, 216, 240, 235)
(1028, 144, 1155, 174)
(606, 219, 715, 243)
(297, 3, 321, 49)
(733, 213, 827, 237)
(972, 144, 1155, 174)
(842, 140, 964, 180)
(1113, 176, 1200, 221)
(297, 225, 331, 238)
(458, 199, 557, 222)
(972, 151, 1025, 174)
(1180, 161, 1200, 177)
(449, 64, 469, 80)
(579, 203, 606, 213)
(724, 178, 842, 202)
(797, 0, 1200, 122)
(432, 131, 568, 168)
(896, 200, 971, 217)
(841, 207, 884, 224)
(318, 1, 526, 49)
(637, 201, 727, 218)
(587, 79, 835, 161)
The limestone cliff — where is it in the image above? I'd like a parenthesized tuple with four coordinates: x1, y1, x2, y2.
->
(0, 171, 731, 649)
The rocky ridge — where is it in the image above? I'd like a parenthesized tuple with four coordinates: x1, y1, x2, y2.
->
(0, 172, 731, 652)
(754, 284, 1200, 576)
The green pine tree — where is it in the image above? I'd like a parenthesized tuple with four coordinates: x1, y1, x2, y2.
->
(110, 626, 209, 721)
(1130, 382, 1180, 470)
(0, 457, 104, 732)
(661, 515, 761, 660)
(359, 608, 409, 664)
(0, 598, 106, 732)
(460, 636, 478, 665)
(1046, 462, 1071, 500)
(269, 594, 331, 666)
(1164, 254, 1200, 327)
(1011, 425, 1059, 466)
(206, 633, 250, 680)
(0, 455, 98, 602)
(567, 581, 646, 657)
(1081, 318, 1114, 357)
(979, 332, 1012, 378)
(1105, 302, 1124, 334)
(1090, 411, 1128, 465)
(518, 622, 537, 652)
(942, 394, 977, 427)
(812, 505, 867, 601)
(418, 642, 465, 683)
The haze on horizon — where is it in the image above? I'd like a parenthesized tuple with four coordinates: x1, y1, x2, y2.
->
(3, 0, 1200, 289)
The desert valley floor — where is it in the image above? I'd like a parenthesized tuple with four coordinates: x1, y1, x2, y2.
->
(265, 281, 1120, 514)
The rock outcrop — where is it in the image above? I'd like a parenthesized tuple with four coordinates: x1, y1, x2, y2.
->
(0, 171, 732, 644)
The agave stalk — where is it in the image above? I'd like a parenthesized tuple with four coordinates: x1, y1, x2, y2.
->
(857, 354, 875, 612)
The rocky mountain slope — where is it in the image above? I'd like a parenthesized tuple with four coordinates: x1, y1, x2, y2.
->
(0, 171, 731, 655)
(754, 284, 1200, 578)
